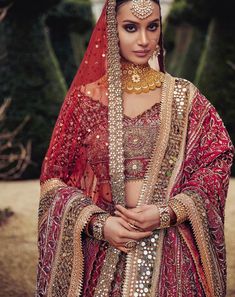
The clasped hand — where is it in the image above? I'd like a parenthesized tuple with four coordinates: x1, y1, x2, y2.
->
(103, 204, 160, 253)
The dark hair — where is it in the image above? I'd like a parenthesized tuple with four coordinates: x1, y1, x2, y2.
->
(116, 0, 160, 10)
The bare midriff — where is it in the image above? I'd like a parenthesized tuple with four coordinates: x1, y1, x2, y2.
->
(125, 179, 144, 208)
(98, 180, 144, 208)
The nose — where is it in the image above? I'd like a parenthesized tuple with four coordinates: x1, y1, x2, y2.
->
(138, 30, 149, 47)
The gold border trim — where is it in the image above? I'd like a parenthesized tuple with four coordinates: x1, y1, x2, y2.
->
(122, 73, 175, 297)
(178, 228, 211, 297)
(47, 193, 104, 297)
(40, 178, 67, 199)
(175, 193, 221, 297)
(93, 1, 124, 295)
(121, 75, 192, 297)
(137, 73, 174, 206)
(68, 205, 105, 297)
(107, 0, 125, 206)
(150, 229, 165, 297)
(48, 194, 78, 297)
(166, 80, 195, 200)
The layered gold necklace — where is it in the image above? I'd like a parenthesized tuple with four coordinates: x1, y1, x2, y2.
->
(121, 62, 165, 94)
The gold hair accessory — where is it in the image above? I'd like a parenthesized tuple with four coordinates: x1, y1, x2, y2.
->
(131, 0, 153, 19)
(121, 62, 165, 94)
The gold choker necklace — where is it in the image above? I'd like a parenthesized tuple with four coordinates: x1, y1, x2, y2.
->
(121, 62, 165, 94)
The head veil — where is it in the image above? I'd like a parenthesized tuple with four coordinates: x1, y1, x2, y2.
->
(41, 0, 165, 204)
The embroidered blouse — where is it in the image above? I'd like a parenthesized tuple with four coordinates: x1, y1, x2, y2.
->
(84, 98, 160, 184)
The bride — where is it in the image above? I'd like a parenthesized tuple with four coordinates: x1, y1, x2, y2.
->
(36, 1, 234, 296)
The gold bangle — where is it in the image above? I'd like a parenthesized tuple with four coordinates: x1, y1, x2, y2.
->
(85, 214, 96, 238)
(92, 213, 110, 241)
(169, 199, 187, 225)
(159, 205, 171, 228)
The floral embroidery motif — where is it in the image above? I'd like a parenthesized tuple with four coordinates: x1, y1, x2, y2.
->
(124, 118, 160, 180)
(85, 100, 160, 183)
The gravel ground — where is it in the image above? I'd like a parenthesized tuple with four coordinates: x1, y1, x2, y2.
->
(0, 179, 234, 296)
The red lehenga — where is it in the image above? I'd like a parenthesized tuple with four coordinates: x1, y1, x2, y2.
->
(36, 1, 234, 297)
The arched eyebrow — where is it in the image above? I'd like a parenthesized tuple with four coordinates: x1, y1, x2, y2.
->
(122, 18, 160, 24)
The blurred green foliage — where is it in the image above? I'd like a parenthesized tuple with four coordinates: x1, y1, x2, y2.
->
(46, 0, 94, 84)
(164, 0, 235, 175)
(0, 0, 93, 179)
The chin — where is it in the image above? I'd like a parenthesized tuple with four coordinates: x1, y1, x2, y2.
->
(127, 56, 150, 65)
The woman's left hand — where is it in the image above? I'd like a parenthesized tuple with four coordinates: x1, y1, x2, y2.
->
(114, 204, 160, 232)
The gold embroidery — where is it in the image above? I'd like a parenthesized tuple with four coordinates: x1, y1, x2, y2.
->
(136, 74, 174, 208)
(123, 230, 161, 297)
(124, 125, 159, 179)
(107, 0, 125, 206)
(40, 178, 67, 199)
(169, 198, 188, 225)
(47, 192, 106, 297)
(126, 159, 144, 176)
(151, 78, 190, 206)
(94, 74, 190, 297)
(150, 229, 165, 297)
(68, 205, 105, 297)
(178, 228, 211, 297)
(176, 191, 224, 297)
(38, 191, 54, 227)
(39, 178, 67, 228)
(166, 81, 193, 201)
(122, 74, 171, 297)
(94, 0, 124, 296)
(122, 76, 190, 297)
(124, 126, 158, 159)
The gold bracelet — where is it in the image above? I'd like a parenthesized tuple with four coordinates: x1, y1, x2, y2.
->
(84, 214, 96, 238)
(159, 205, 171, 228)
(92, 213, 110, 241)
(169, 199, 187, 225)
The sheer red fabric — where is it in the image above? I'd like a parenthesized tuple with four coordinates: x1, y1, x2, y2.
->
(40, 2, 109, 193)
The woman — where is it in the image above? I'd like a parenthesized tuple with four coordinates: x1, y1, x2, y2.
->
(36, 0, 234, 296)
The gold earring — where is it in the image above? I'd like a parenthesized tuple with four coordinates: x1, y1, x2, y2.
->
(151, 45, 160, 59)
(155, 45, 160, 56)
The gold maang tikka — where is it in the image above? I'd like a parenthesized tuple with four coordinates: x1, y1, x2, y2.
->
(131, 0, 154, 19)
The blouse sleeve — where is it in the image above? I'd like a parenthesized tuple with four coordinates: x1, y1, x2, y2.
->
(40, 87, 86, 185)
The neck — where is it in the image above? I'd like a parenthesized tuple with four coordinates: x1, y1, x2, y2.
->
(120, 58, 150, 69)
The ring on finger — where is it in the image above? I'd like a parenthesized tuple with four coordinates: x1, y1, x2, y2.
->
(128, 222, 141, 231)
(125, 240, 138, 249)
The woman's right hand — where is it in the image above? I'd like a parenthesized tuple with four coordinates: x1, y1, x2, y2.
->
(103, 215, 152, 253)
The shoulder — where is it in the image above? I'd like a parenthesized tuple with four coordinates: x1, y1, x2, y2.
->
(169, 73, 214, 112)
(79, 75, 108, 106)
(170, 74, 227, 128)
(167, 73, 198, 104)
